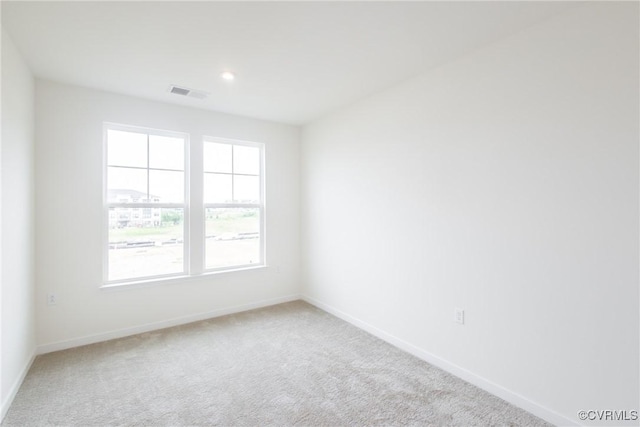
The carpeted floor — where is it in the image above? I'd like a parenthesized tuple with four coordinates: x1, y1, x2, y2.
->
(3, 301, 550, 426)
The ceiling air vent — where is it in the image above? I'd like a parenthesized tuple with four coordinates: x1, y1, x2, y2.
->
(168, 85, 208, 100)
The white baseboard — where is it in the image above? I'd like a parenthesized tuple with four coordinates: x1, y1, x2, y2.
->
(37, 294, 300, 355)
(1, 351, 36, 423)
(302, 295, 577, 427)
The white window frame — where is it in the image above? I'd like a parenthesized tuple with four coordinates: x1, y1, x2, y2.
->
(202, 136, 265, 272)
(103, 123, 190, 285)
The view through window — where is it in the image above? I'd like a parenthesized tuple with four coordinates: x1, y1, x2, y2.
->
(204, 139, 263, 270)
(105, 124, 264, 284)
(106, 126, 187, 282)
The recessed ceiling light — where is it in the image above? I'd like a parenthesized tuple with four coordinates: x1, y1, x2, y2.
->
(221, 71, 235, 81)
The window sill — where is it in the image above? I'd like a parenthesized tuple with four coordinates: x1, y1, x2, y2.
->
(100, 264, 268, 291)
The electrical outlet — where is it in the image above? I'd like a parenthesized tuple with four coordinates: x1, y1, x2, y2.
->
(454, 307, 464, 325)
(47, 293, 58, 306)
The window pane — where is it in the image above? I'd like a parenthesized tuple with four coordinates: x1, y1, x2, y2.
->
(204, 173, 232, 203)
(233, 145, 260, 175)
(149, 135, 184, 171)
(234, 175, 259, 203)
(108, 208, 184, 281)
(204, 142, 232, 173)
(149, 170, 184, 203)
(107, 130, 147, 168)
(107, 167, 147, 201)
(205, 208, 260, 269)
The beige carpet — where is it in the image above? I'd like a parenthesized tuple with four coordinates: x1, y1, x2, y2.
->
(3, 301, 550, 426)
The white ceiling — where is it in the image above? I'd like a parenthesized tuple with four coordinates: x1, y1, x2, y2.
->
(2, 1, 576, 125)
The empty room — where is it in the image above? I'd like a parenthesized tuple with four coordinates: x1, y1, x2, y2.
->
(1, 1, 638, 426)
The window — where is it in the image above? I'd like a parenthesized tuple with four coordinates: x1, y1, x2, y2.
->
(203, 138, 264, 270)
(105, 124, 188, 283)
(104, 124, 265, 285)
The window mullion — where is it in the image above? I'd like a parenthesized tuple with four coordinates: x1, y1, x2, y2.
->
(231, 145, 235, 202)
(146, 133, 150, 200)
(188, 134, 202, 276)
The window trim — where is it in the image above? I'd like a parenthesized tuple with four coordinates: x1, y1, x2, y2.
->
(103, 122, 190, 285)
(202, 136, 266, 272)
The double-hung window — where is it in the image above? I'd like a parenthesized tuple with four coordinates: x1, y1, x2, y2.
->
(104, 124, 265, 285)
(105, 124, 188, 283)
(203, 138, 264, 271)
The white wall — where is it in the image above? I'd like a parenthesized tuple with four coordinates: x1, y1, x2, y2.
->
(1, 29, 36, 418)
(35, 80, 300, 350)
(301, 4, 638, 426)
